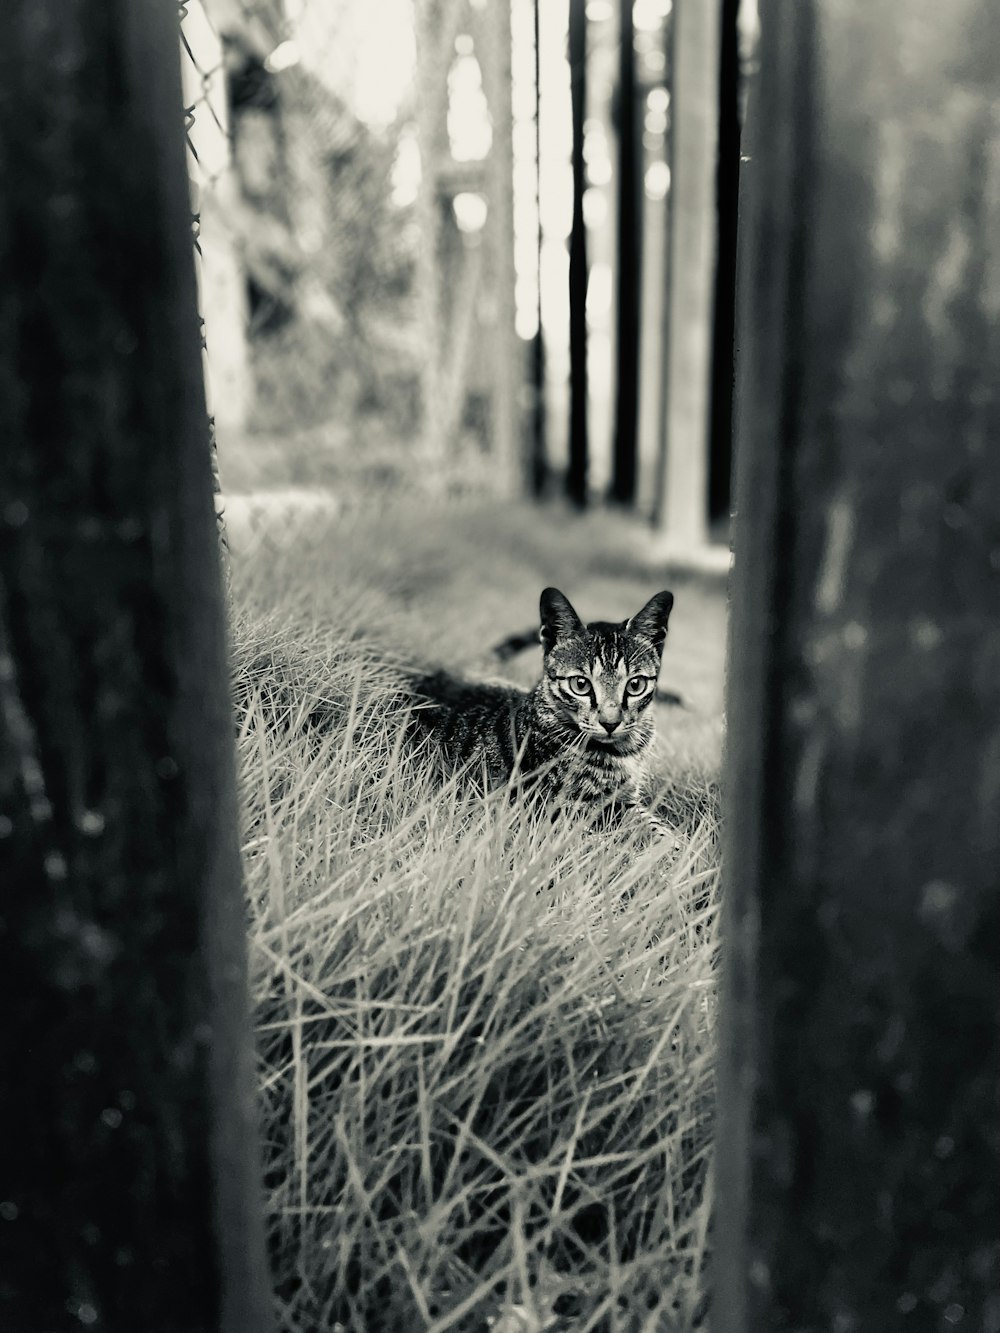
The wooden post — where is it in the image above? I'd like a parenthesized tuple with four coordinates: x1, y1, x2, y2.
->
(0, 3, 273, 1330)
(718, 1, 1000, 1329)
(567, 0, 589, 508)
(610, 0, 640, 507)
(656, 0, 721, 544)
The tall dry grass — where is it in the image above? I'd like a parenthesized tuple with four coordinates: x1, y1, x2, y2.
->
(229, 506, 721, 1331)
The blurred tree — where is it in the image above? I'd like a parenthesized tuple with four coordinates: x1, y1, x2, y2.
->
(530, 0, 548, 497)
(719, 0, 1000, 1328)
(655, 0, 722, 544)
(414, 0, 519, 488)
(611, 0, 640, 507)
(567, 0, 589, 507)
(222, 25, 421, 432)
(707, 0, 742, 528)
(482, 0, 519, 494)
(0, 3, 272, 1329)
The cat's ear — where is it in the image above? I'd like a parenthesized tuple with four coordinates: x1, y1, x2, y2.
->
(627, 590, 674, 653)
(539, 587, 584, 652)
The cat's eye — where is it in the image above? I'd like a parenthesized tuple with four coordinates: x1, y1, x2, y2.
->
(567, 675, 591, 696)
(625, 676, 649, 696)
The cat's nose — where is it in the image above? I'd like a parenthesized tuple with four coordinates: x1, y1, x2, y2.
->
(601, 718, 620, 734)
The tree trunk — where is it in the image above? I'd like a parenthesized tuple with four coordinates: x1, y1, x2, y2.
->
(718, 1, 1000, 1329)
(611, 0, 640, 506)
(655, 0, 722, 544)
(531, 0, 548, 498)
(0, 3, 273, 1330)
(414, 0, 456, 468)
(483, 0, 520, 495)
(567, 0, 589, 508)
(707, 0, 741, 527)
(650, 10, 676, 529)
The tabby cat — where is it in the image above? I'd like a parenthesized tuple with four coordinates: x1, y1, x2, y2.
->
(408, 587, 674, 827)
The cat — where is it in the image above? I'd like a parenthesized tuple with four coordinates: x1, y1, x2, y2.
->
(407, 587, 675, 830)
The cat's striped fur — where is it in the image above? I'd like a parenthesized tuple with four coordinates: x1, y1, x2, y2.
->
(407, 587, 674, 825)
(492, 625, 685, 707)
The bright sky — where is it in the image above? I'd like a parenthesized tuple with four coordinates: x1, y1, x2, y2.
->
(284, 0, 417, 128)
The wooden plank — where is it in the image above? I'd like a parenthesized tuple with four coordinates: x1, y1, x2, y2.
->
(717, 0, 1000, 1328)
(0, 2, 273, 1328)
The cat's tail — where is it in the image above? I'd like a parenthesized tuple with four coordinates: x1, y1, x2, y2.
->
(490, 626, 685, 706)
(491, 628, 539, 661)
(655, 687, 684, 707)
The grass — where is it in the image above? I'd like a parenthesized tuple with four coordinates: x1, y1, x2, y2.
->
(229, 498, 725, 1332)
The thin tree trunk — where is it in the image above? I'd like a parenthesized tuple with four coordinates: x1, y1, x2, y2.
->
(531, 0, 548, 497)
(707, 0, 741, 527)
(414, 0, 458, 467)
(650, 11, 676, 529)
(567, 0, 589, 508)
(0, 3, 273, 1329)
(611, 0, 640, 506)
(718, 1, 1000, 1328)
(437, 239, 486, 451)
(655, 0, 722, 544)
(482, 0, 520, 495)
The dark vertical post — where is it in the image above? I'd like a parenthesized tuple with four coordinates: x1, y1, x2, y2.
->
(567, 0, 589, 508)
(706, 0, 741, 526)
(718, 1, 1000, 1330)
(531, 0, 548, 497)
(0, 3, 273, 1331)
(610, 0, 640, 506)
(650, 9, 676, 530)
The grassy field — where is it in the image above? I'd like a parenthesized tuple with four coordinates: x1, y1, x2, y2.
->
(228, 496, 727, 1332)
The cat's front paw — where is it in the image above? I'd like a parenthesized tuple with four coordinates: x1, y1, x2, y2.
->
(637, 807, 684, 856)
